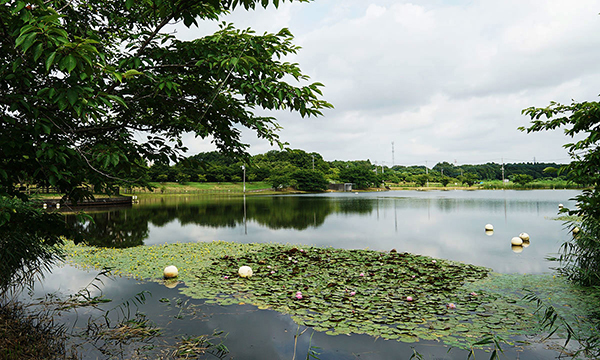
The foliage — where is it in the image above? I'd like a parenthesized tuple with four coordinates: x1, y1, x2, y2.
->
(511, 174, 534, 186)
(522, 100, 600, 286)
(339, 166, 377, 189)
(1, 0, 331, 204)
(66, 240, 554, 351)
(290, 169, 328, 192)
(457, 173, 478, 187)
(439, 177, 452, 187)
(0, 197, 78, 293)
(412, 174, 429, 187)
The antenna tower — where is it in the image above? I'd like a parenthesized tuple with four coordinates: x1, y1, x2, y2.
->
(391, 142, 395, 167)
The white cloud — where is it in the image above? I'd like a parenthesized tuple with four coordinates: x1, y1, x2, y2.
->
(175, 0, 600, 165)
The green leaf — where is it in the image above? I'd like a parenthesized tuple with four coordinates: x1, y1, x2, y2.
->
(45, 51, 57, 71)
(63, 54, 77, 73)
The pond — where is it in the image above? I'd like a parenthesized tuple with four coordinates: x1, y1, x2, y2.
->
(28, 190, 581, 359)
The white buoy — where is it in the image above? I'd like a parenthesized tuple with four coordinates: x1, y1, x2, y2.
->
(43, 203, 47, 209)
(573, 227, 580, 234)
(163, 265, 179, 279)
(56, 203, 60, 209)
(511, 237, 523, 246)
(511, 245, 524, 253)
(484, 224, 494, 231)
(519, 232, 530, 241)
(558, 204, 564, 209)
(238, 266, 253, 278)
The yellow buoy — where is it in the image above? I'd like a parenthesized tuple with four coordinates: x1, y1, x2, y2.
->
(511, 237, 523, 246)
(485, 224, 494, 231)
(519, 232, 530, 241)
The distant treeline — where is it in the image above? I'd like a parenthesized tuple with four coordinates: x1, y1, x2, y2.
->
(147, 149, 566, 190)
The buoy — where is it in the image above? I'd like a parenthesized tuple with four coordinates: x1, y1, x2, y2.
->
(238, 266, 253, 278)
(519, 232, 530, 241)
(485, 230, 494, 236)
(511, 245, 524, 253)
(511, 237, 523, 246)
(484, 224, 494, 231)
(56, 203, 60, 209)
(43, 203, 47, 209)
(558, 204, 564, 209)
(163, 265, 178, 279)
(573, 227, 580, 234)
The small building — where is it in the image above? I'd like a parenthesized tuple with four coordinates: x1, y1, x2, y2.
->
(328, 183, 353, 192)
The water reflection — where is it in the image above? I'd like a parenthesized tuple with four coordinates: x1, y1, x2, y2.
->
(66, 190, 580, 274)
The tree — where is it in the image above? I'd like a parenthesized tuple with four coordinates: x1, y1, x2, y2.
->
(339, 166, 377, 190)
(440, 177, 451, 187)
(512, 174, 534, 187)
(459, 173, 479, 187)
(0, 0, 331, 288)
(290, 169, 328, 192)
(522, 100, 600, 286)
(413, 174, 429, 187)
(1, 0, 331, 202)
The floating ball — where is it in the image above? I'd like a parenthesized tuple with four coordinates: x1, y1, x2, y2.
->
(484, 224, 494, 231)
(238, 266, 253, 278)
(511, 237, 523, 246)
(558, 204, 564, 209)
(519, 232, 530, 241)
(163, 265, 178, 279)
(573, 227, 580, 235)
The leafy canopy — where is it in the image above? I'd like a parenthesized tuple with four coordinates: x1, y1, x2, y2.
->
(521, 100, 600, 286)
(0, 0, 332, 201)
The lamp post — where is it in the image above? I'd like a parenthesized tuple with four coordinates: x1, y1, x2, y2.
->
(241, 165, 246, 193)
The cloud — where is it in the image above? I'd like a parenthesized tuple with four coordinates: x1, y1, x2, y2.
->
(175, 0, 600, 165)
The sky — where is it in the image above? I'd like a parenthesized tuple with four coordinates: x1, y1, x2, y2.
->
(172, 0, 600, 166)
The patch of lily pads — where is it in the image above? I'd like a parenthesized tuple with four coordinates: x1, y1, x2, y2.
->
(66, 241, 559, 350)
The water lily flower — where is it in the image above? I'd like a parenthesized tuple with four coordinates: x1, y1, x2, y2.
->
(271, 271, 275, 274)
(300, 249, 305, 252)
(350, 291, 356, 296)
(293, 260, 298, 264)
(406, 296, 413, 301)
(267, 265, 272, 269)
(295, 293, 303, 299)
(432, 260, 437, 263)
(411, 275, 416, 278)
(223, 276, 229, 279)
(447, 303, 456, 309)
(288, 257, 292, 261)
(360, 273, 365, 277)
(470, 292, 477, 296)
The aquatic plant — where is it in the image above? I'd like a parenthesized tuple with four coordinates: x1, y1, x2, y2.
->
(66, 241, 547, 350)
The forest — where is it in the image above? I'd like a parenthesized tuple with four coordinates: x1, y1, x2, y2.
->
(147, 149, 566, 190)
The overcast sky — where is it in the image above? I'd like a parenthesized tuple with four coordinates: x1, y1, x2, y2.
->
(172, 0, 600, 166)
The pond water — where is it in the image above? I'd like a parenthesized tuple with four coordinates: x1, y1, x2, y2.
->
(30, 190, 581, 359)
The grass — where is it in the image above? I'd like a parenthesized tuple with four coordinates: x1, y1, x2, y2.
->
(0, 301, 78, 360)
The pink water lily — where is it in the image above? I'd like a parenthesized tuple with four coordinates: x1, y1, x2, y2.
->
(350, 291, 356, 296)
(295, 293, 303, 299)
(406, 296, 413, 301)
(447, 303, 456, 309)
(432, 260, 437, 263)
(223, 276, 229, 279)
(359, 273, 365, 277)
(470, 292, 478, 296)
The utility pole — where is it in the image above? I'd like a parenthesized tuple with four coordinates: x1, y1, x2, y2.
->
(501, 158, 505, 186)
(391, 142, 395, 167)
(311, 154, 315, 170)
(426, 161, 429, 187)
